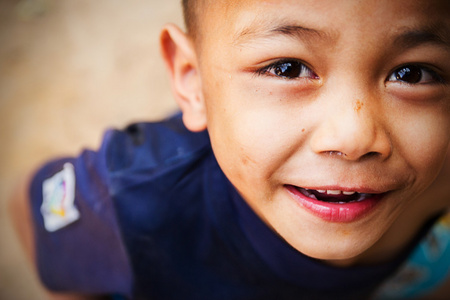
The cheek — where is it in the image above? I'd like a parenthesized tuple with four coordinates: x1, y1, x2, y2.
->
(393, 108, 450, 187)
(209, 108, 285, 184)
(204, 80, 307, 187)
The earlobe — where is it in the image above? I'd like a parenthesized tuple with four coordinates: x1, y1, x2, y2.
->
(160, 24, 207, 132)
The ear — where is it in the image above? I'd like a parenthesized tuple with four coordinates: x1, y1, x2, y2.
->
(160, 24, 207, 132)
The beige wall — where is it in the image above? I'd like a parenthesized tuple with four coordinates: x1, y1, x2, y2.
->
(0, 1, 181, 298)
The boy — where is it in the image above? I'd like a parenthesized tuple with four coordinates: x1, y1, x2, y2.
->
(10, 0, 450, 299)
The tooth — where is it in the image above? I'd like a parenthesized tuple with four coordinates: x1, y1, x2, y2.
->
(343, 191, 356, 195)
(317, 190, 326, 193)
(326, 190, 341, 195)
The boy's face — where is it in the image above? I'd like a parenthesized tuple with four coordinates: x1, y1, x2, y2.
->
(193, 0, 450, 263)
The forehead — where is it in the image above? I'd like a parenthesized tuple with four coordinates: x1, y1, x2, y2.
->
(198, 0, 450, 46)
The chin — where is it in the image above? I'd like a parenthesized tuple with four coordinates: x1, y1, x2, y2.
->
(306, 247, 361, 261)
(287, 232, 377, 266)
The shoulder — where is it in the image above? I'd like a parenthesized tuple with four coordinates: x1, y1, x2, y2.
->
(104, 113, 212, 198)
(107, 114, 216, 228)
(103, 113, 210, 174)
(419, 213, 450, 299)
(9, 175, 112, 300)
(18, 115, 208, 296)
(13, 114, 212, 296)
(375, 212, 450, 299)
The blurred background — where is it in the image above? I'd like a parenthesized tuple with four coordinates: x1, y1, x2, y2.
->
(0, 0, 181, 298)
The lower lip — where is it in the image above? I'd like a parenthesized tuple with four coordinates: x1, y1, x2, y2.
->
(285, 185, 384, 223)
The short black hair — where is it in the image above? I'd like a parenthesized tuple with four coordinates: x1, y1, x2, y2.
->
(182, 0, 195, 35)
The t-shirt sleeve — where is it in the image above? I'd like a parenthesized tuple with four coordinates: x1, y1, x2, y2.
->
(29, 129, 132, 297)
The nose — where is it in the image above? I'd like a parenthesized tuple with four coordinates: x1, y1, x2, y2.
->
(309, 99, 392, 161)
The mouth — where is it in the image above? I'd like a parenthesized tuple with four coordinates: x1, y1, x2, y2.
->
(294, 187, 376, 204)
(285, 185, 385, 222)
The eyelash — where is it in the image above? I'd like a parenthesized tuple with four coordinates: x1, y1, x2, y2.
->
(387, 64, 445, 85)
(256, 59, 445, 85)
(257, 59, 318, 80)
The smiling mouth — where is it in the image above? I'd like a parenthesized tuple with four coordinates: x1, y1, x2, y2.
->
(286, 185, 385, 222)
(293, 186, 377, 204)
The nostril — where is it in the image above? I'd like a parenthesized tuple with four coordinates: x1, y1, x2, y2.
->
(360, 151, 381, 160)
(323, 151, 382, 161)
(326, 151, 347, 157)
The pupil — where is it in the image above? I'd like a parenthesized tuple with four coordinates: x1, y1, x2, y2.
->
(275, 62, 300, 78)
(395, 66, 422, 83)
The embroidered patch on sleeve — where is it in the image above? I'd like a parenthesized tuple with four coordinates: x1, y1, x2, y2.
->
(41, 163, 80, 232)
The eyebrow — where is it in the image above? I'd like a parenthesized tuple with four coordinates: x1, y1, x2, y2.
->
(394, 25, 450, 50)
(233, 20, 450, 51)
(233, 22, 335, 46)
(270, 25, 324, 39)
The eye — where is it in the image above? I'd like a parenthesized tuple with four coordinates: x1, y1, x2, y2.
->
(259, 60, 318, 80)
(387, 65, 443, 84)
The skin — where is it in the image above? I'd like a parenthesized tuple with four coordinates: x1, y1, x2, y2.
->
(10, 0, 450, 299)
(161, 0, 450, 267)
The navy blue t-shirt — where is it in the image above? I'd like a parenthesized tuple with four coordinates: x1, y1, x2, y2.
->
(29, 114, 435, 299)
